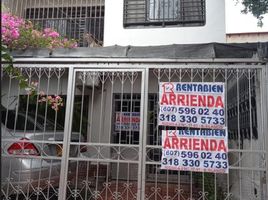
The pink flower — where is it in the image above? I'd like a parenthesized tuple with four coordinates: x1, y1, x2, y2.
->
(1, 12, 24, 45)
(11, 30, 20, 39)
(48, 31, 59, 38)
(43, 28, 52, 34)
(43, 28, 60, 38)
(2, 13, 78, 49)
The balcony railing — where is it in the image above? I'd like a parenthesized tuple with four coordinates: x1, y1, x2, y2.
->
(2, 0, 105, 47)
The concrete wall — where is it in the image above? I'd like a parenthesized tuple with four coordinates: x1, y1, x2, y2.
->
(103, 0, 226, 46)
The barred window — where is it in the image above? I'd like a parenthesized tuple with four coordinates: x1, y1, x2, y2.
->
(124, 0, 206, 27)
(25, 6, 104, 47)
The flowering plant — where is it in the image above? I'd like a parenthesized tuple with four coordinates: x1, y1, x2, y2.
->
(1, 13, 23, 46)
(1, 12, 72, 111)
(39, 92, 64, 111)
(1, 12, 77, 49)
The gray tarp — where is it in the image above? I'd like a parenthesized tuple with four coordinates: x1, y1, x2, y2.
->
(11, 42, 268, 60)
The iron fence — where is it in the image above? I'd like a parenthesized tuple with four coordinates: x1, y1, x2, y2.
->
(1, 64, 268, 200)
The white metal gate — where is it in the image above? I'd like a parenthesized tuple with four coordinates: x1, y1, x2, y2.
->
(1, 65, 268, 200)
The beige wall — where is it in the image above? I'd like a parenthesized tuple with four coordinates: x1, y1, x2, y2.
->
(227, 32, 268, 43)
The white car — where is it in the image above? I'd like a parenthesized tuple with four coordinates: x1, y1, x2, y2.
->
(1, 109, 84, 198)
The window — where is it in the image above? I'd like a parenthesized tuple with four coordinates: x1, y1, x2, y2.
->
(148, 0, 180, 21)
(124, 0, 206, 27)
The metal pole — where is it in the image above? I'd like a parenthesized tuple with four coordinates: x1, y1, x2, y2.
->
(263, 65, 268, 200)
(58, 66, 76, 200)
(139, 67, 149, 200)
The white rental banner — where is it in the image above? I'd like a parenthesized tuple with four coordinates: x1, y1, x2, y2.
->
(161, 129, 229, 173)
(159, 82, 225, 129)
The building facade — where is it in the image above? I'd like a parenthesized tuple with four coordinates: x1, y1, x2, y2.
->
(104, 0, 226, 46)
(3, 0, 226, 46)
(1, 1, 268, 200)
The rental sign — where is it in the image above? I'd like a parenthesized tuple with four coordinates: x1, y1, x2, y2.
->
(158, 82, 225, 129)
(161, 129, 228, 173)
(159, 82, 228, 173)
(115, 112, 140, 131)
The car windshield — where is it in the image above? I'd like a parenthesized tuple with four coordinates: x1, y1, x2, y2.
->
(1, 110, 64, 131)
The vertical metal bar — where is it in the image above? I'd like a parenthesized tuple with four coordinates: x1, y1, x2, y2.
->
(89, 0, 93, 37)
(201, 68, 205, 200)
(115, 72, 125, 196)
(248, 69, 254, 198)
(79, 0, 83, 46)
(78, 72, 86, 199)
(104, 71, 115, 200)
(74, 0, 77, 42)
(19, 0, 24, 18)
(126, 72, 135, 200)
(190, 68, 193, 200)
(58, 66, 76, 200)
(5, 156, 12, 197)
(178, 68, 182, 200)
(139, 68, 149, 200)
(48, 69, 63, 199)
(213, 69, 217, 200)
(33, 0, 37, 20)
(56, 0, 59, 20)
(37, 0, 41, 20)
(155, 68, 161, 200)
(23, 69, 32, 135)
(93, 0, 97, 38)
(85, 0, 89, 47)
(41, 0, 45, 28)
(89, 72, 95, 143)
(36, 68, 52, 200)
(60, 0, 63, 19)
(15, 0, 19, 16)
(166, 68, 172, 198)
(3, 73, 13, 133)
(225, 68, 230, 200)
(262, 65, 268, 200)
(98, 0, 102, 43)
(45, 0, 48, 26)
(95, 72, 106, 193)
(52, 0, 55, 26)
(236, 69, 242, 200)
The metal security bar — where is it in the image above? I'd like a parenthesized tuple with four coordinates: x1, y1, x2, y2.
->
(60, 69, 146, 200)
(123, 0, 206, 27)
(1, 64, 267, 200)
(1, 67, 69, 199)
(144, 68, 266, 200)
(2, 0, 105, 47)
